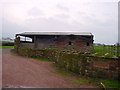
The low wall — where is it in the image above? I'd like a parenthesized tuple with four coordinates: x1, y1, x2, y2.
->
(20, 43, 35, 48)
(14, 47, 120, 80)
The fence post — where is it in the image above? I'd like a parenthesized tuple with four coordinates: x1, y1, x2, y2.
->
(109, 45, 111, 55)
(103, 45, 105, 55)
(113, 45, 116, 56)
(117, 43, 119, 57)
(15, 36, 20, 53)
(111, 45, 113, 56)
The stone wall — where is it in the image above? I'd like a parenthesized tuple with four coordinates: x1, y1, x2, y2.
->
(19, 43, 93, 52)
(20, 43, 35, 48)
(14, 47, 120, 80)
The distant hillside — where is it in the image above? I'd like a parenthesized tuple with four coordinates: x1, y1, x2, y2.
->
(0, 37, 14, 46)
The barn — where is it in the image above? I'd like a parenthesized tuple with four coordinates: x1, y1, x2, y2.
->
(15, 32, 94, 52)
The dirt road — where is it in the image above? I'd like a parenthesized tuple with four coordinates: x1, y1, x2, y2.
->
(2, 49, 96, 88)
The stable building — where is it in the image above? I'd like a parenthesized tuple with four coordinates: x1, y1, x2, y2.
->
(15, 32, 94, 52)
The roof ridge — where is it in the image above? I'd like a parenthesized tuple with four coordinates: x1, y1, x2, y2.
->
(16, 32, 93, 36)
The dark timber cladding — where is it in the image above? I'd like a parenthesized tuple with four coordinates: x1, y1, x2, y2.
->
(15, 32, 94, 52)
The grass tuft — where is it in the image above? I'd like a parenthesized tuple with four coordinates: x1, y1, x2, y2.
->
(73, 78, 90, 84)
(101, 80, 120, 89)
(72, 77, 101, 88)
(32, 57, 53, 62)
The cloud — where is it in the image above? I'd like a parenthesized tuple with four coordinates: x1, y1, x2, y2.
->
(25, 17, 78, 31)
(2, 18, 28, 38)
(27, 7, 45, 17)
(56, 4, 69, 12)
(55, 14, 70, 19)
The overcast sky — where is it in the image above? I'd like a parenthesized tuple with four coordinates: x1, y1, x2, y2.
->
(0, 0, 119, 44)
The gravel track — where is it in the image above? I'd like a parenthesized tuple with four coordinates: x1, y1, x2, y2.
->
(2, 49, 96, 88)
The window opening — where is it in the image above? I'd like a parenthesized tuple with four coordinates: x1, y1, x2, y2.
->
(86, 42, 90, 46)
(68, 41, 72, 45)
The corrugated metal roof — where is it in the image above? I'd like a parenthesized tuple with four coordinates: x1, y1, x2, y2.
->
(16, 32, 93, 36)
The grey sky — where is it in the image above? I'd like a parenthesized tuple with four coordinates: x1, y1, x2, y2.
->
(0, 0, 118, 44)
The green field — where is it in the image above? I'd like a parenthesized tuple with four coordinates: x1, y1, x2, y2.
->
(0, 46, 14, 49)
(94, 45, 120, 57)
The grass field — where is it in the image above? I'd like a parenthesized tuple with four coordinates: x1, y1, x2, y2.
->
(0, 46, 14, 49)
(94, 45, 120, 57)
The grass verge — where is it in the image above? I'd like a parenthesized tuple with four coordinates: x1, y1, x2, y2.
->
(72, 78, 102, 88)
(52, 64, 120, 89)
(53, 65, 75, 78)
(100, 80, 120, 89)
(52, 64, 99, 88)
(0, 46, 14, 49)
(72, 78, 120, 89)
(32, 57, 53, 62)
